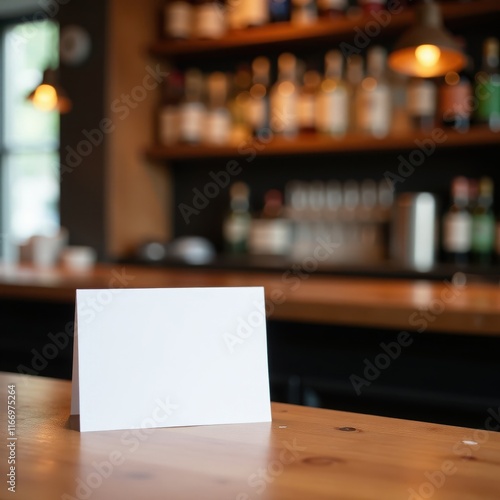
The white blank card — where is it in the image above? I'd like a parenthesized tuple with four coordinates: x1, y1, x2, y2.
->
(70, 286, 272, 432)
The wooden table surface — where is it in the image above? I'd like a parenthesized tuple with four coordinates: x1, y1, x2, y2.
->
(1, 372, 500, 500)
(0, 263, 499, 335)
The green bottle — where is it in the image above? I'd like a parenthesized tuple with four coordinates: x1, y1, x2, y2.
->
(471, 176, 495, 265)
(222, 182, 252, 255)
(474, 37, 500, 131)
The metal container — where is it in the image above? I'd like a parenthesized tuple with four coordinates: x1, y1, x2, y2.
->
(390, 192, 439, 270)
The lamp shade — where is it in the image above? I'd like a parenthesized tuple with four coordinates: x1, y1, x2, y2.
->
(388, 1, 466, 78)
(27, 68, 72, 114)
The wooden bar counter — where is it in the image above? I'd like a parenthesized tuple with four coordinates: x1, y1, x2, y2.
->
(0, 262, 499, 335)
(2, 372, 500, 500)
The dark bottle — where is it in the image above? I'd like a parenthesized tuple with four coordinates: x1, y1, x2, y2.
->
(248, 56, 271, 138)
(406, 77, 437, 132)
(269, 0, 291, 23)
(439, 56, 473, 132)
(442, 176, 472, 265)
(471, 176, 496, 265)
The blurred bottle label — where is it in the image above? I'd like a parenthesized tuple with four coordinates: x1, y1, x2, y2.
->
(472, 214, 495, 252)
(164, 1, 192, 39)
(443, 212, 472, 253)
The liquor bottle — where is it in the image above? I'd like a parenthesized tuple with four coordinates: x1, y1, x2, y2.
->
(442, 176, 472, 265)
(248, 56, 271, 137)
(345, 53, 364, 134)
(297, 67, 321, 133)
(306, 180, 326, 216)
(284, 179, 308, 219)
(192, 0, 226, 39)
(291, 0, 318, 25)
(270, 52, 299, 138)
(324, 179, 344, 259)
(341, 179, 361, 257)
(222, 181, 252, 254)
(158, 69, 183, 146)
(355, 45, 391, 138)
(163, 0, 193, 40)
(307, 180, 328, 249)
(473, 37, 500, 131)
(325, 179, 343, 218)
(228, 63, 252, 144)
(406, 77, 437, 132)
(438, 56, 473, 132)
(471, 176, 496, 265)
(226, 0, 245, 29)
(179, 68, 206, 144)
(204, 71, 231, 145)
(317, 0, 348, 18)
(359, 178, 378, 221)
(342, 179, 360, 220)
(269, 0, 291, 22)
(376, 178, 394, 222)
(315, 49, 349, 137)
(248, 189, 292, 255)
(359, 178, 385, 261)
(240, 0, 270, 27)
(388, 70, 412, 136)
(467, 177, 479, 217)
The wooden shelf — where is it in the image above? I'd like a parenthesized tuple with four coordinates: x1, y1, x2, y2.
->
(146, 0, 500, 163)
(149, 0, 500, 59)
(145, 127, 500, 162)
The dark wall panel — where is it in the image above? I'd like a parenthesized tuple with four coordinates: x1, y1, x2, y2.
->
(58, 0, 108, 260)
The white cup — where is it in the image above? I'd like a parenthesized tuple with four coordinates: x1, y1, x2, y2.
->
(31, 235, 63, 268)
(60, 246, 96, 272)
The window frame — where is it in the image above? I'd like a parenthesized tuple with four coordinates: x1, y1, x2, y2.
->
(0, 15, 61, 260)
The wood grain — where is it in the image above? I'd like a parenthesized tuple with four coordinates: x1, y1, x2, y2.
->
(0, 263, 499, 336)
(2, 372, 500, 500)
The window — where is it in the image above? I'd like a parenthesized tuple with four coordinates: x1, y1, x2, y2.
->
(0, 19, 60, 262)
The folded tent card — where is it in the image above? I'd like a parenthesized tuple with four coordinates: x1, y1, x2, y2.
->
(71, 286, 272, 432)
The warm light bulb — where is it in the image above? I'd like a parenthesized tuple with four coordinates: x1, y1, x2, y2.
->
(32, 84, 58, 111)
(415, 44, 441, 68)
